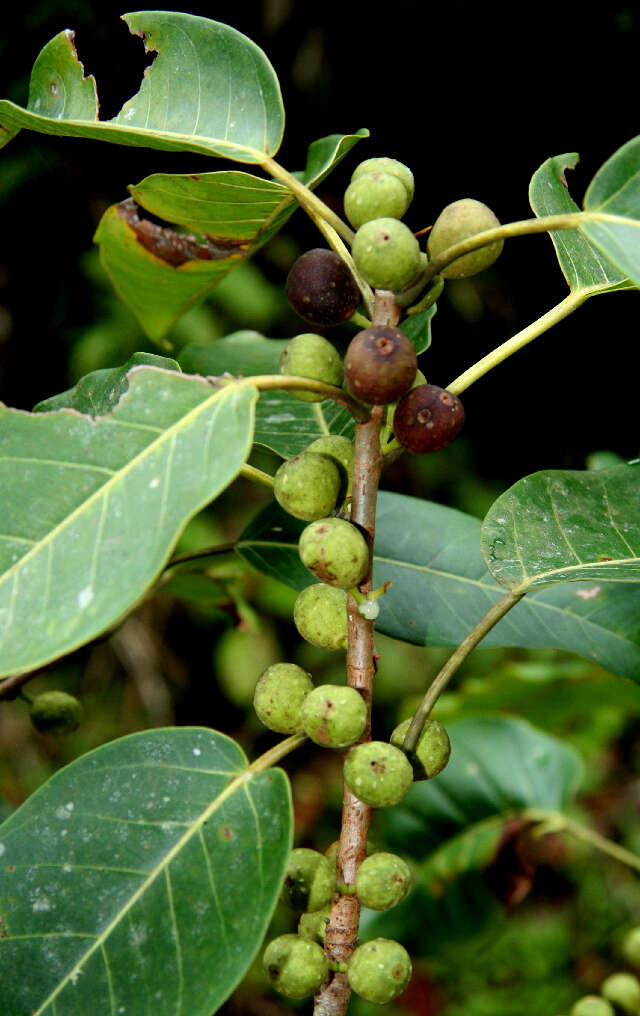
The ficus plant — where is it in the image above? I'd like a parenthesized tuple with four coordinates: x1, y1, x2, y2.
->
(0, 11, 640, 1016)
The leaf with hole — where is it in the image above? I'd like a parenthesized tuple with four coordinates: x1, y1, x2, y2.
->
(481, 464, 640, 591)
(0, 13, 284, 161)
(0, 366, 256, 678)
(0, 727, 292, 1015)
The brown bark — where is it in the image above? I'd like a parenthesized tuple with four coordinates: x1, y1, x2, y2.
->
(313, 292, 400, 1016)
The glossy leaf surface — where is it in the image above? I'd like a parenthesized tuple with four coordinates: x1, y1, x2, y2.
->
(529, 153, 632, 295)
(481, 464, 640, 591)
(401, 305, 435, 356)
(0, 727, 292, 1015)
(0, 367, 256, 677)
(237, 493, 640, 679)
(0, 13, 284, 161)
(180, 333, 355, 457)
(581, 135, 640, 287)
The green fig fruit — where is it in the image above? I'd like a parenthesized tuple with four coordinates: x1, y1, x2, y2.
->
(390, 717, 451, 780)
(570, 997, 614, 1016)
(279, 333, 343, 403)
(262, 933, 329, 998)
(253, 662, 314, 734)
(29, 691, 83, 735)
(343, 741, 413, 807)
(273, 452, 341, 521)
(298, 517, 369, 589)
(352, 218, 421, 292)
(306, 435, 354, 500)
(601, 972, 640, 1013)
(427, 197, 503, 279)
(344, 171, 411, 229)
(281, 847, 337, 912)
(347, 937, 412, 1003)
(352, 158, 415, 201)
(623, 926, 640, 967)
(293, 585, 349, 651)
(355, 852, 412, 910)
(301, 684, 367, 748)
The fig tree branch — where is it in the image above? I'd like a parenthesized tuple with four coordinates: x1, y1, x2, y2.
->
(421, 210, 612, 284)
(314, 289, 400, 1016)
(261, 156, 355, 245)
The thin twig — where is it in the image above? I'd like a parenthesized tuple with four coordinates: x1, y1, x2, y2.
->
(0, 671, 35, 701)
(421, 211, 603, 285)
(246, 375, 369, 421)
(403, 590, 525, 753)
(314, 290, 400, 1016)
(446, 292, 586, 396)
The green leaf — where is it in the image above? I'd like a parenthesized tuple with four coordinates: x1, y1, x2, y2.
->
(581, 136, 640, 286)
(0, 367, 256, 678)
(381, 714, 582, 861)
(33, 352, 180, 414)
(296, 129, 369, 187)
(0, 13, 284, 161)
(0, 727, 292, 1016)
(401, 304, 435, 356)
(129, 171, 289, 241)
(420, 816, 505, 892)
(180, 333, 355, 458)
(481, 464, 640, 591)
(93, 202, 249, 345)
(237, 492, 640, 680)
(529, 153, 632, 295)
(96, 129, 368, 342)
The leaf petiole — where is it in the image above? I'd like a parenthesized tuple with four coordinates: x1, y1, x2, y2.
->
(446, 292, 586, 396)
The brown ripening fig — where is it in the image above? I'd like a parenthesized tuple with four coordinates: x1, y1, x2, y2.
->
(393, 383, 464, 453)
(344, 326, 417, 404)
(285, 248, 360, 327)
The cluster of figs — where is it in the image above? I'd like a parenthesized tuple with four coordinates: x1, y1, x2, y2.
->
(256, 157, 505, 1004)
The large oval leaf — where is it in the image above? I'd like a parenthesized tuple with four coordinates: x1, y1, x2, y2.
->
(529, 153, 632, 295)
(0, 367, 257, 677)
(0, 727, 292, 1016)
(0, 13, 284, 162)
(237, 493, 640, 680)
(180, 333, 355, 458)
(481, 464, 640, 591)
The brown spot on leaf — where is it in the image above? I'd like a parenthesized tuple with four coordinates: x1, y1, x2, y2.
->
(221, 825, 233, 840)
(117, 198, 248, 267)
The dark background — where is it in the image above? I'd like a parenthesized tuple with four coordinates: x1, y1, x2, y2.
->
(1, 0, 638, 485)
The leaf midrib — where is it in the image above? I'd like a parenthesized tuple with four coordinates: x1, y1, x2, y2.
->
(0, 372, 253, 590)
(0, 101, 270, 161)
(33, 765, 256, 1015)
